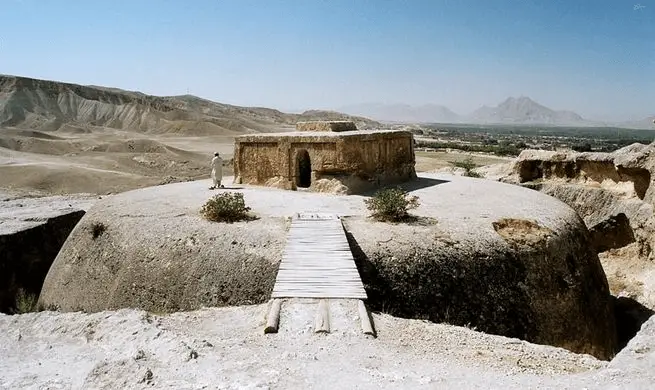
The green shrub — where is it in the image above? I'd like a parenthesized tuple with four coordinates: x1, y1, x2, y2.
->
(453, 157, 477, 171)
(453, 157, 483, 178)
(364, 187, 419, 222)
(13, 289, 37, 314)
(201, 192, 253, 223)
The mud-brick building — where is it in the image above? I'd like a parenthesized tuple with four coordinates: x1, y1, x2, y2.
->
(232, 121, 416, 194)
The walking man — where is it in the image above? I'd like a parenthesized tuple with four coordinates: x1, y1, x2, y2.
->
(209, 152, 224, 189)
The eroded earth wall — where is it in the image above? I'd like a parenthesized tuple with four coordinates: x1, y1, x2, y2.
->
(0, 210, 85, 313)
(233, 130, 416, 193)
(499, 144, 655, 310)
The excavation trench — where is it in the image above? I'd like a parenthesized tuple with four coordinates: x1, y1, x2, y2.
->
(0, 210, 85, 314)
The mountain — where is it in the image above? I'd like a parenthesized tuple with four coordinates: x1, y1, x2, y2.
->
(338, 98, 593, 126)
(338, 103, 462, 124)
(0, 75, 380, 135)
(617, 116, 655, 130)
(468, 96, 586, 126)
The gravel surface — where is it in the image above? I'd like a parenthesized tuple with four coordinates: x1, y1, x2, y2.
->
(0, 302, 653, 389)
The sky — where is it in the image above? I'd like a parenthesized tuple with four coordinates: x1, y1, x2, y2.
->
(0, 0, 653, 121)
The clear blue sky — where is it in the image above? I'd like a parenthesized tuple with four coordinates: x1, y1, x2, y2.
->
(1, 0, 653, 121)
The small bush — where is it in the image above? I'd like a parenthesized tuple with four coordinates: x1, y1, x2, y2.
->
(13, 289, 38, 314)
(453, 157, 482, 178)
(91, 222, 106, 239)
(201, 192, 253, 223)
(10, 288, 59, 314)
(364, 187, 419, 222)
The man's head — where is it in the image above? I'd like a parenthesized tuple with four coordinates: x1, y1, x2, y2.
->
(214, 152, 219, 157)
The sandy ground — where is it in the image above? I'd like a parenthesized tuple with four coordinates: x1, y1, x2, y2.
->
(1, 300, 653, 389)
(0, 128, 235, 196)
(414, 150, 511, 172)
(0, 126, 505, 196)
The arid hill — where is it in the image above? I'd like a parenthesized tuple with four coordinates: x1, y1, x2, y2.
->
(0, 75, 380, 195)
(0, 75, 380, 135)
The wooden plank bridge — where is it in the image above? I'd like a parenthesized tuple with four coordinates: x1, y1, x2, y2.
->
(271, 212, 367, 299)
(266, 212, 375, 335)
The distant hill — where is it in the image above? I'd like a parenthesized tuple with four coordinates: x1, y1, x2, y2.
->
(0, 75, 380, 135)
(337, 97, 652, 128)
(617, 116, 655, 130)
(468, 97, 586, 126)
(338, 103, 461, 124)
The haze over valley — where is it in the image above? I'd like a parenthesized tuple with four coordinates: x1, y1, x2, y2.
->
(338, 98, 654, 128)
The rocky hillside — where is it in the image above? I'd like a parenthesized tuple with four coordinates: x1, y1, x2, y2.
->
(0, 75, 380, 135)
(469, 97, 586, 126)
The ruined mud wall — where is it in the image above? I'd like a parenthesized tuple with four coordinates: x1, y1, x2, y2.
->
(335, 133, 416, 181)
(295, 121, 358, 132)
(233, 138, 341, 190)
(233, 130, 416, 193)
(233, 141, 281, 186)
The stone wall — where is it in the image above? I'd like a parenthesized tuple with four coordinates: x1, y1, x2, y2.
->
(233, 130, 416, 194)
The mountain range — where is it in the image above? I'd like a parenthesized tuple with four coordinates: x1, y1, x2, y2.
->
(0, 75, 380, 135)
(339, 97, 654, 129)
(0, 74, 651, 132)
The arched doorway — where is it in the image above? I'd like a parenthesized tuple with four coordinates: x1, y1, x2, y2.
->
(296, 149, 311, 188)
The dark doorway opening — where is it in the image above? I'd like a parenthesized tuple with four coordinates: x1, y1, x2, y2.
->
(296, 150, 311, 188)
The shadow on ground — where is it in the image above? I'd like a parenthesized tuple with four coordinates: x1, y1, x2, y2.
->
(359, 177, 450, 196)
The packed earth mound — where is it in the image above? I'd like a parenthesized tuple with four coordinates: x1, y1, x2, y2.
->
(39, 173, 617, 358)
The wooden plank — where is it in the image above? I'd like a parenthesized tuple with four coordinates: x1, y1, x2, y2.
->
(272, 292, 367, 299)
(314, 300, 330, 333)
(358, 300, 376, 337)
(271, 213, 367, 300)
(264, 299, 282, 334)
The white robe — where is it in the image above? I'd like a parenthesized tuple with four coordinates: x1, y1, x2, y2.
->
(211, 156, 223, 185)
